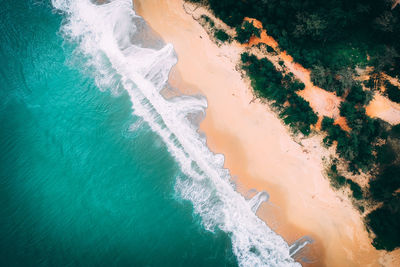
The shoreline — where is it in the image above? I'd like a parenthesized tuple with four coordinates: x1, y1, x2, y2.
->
(133, 0, 399, 266)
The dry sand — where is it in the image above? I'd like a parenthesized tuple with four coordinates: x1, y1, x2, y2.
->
(367, 92, 400, 125)
(133, 0, 399, 266)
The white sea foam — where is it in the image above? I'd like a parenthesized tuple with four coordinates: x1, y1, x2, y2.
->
(51, 0, 302, 265)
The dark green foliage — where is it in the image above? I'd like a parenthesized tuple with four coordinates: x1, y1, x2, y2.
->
(329, 172, 347, 189)
(235, 21, 260, 44)
(347, 179, 363, 200)
(289, 81, 305, 92)
(266, 45, 275, 53)
(324, 102, 383, 173)
(322, 116, 335, 130)
(339, 101, 357, 119)
(367, 132, 400, 251)
(366, 201, 400, 251)
(385, 82, 400, 104)
(376, 144, 396, 165)
(330, 163, 338, 172)
(370, 165, 400, 202)
(207, 0, 400, 251)
(240, 52, 250, 63)
(346, 83, 372, 105)
(208, 0, 400, 90)
(241, 53, 284, 101)
(364, 77, 376, 90)
(391, 124, 400, 138)
(337, 176, 347, 187)
(328, 163, 362, 196)
(282, 94, 318, 135)
(310, 66, 357, 96)
(241, 53, 317, 135)
(201, 15, 215, 27)
(214, 29, 230, 42)
(321, 116, 347, 147)
(358, 205, 365, 213)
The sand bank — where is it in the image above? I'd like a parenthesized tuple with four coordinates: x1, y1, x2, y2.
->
(133, 0, 399, 265)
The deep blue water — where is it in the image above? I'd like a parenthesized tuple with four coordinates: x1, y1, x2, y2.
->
(0, 0, 237, 266)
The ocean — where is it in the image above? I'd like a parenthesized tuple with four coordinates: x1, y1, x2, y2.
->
(0, 0, 298, 266)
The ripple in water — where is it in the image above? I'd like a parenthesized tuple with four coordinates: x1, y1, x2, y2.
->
(51, 0, 304, 265)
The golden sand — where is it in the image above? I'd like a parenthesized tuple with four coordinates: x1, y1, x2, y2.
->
(133, 0, 400, 265)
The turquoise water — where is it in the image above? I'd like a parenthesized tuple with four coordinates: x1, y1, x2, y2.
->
(0, 0, 237, 266)
(1, 0, 303, 265)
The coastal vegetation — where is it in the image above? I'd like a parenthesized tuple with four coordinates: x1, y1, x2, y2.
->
(241, 53, 317, 136)
(199, 15, 231, 43)
(385, 81, 400, 103)
(235, 21, 260, 44)
(214, 29, 230, 42)
(187, 0, 400, 252)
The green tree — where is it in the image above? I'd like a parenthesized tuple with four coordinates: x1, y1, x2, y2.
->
(235, 21, 261, 44)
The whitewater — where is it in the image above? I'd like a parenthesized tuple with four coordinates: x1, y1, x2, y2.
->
(51, 0, 302, 265)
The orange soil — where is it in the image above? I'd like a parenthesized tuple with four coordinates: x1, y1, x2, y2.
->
(243, 17, 400, 128)
(244, 18, 278, 48)
(133, 1, 400, 265)
(243, 18, 349, 130)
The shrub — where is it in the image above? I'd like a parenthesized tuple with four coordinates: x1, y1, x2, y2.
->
(346, 83, 373, 105)
(200, 15, 215, 27)
(235, 21, 261, 44)
(266, 45, 275, 53)
(391, 124, 400, 138)
(370, 165, 400, 202)
(214, 29, 230, 42)
(376, 144, 396, 165)
(366, 203, 400, 251)
(346, 179, 363, 200)
(386, 82, 400, 103)
(337, 176, 347, 186)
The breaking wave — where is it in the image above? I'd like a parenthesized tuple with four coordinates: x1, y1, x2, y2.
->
(51, 0, 302, 265)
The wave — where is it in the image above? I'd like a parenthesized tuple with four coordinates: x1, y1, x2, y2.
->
(51, 0, 301, 266)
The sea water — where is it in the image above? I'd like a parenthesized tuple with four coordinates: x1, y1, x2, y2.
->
(0, 0, 300, 266)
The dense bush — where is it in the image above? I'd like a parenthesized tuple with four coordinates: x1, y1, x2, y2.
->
(204, 0, 400, 251)
(346, 83, 373, 105)
(376, 144, 396, 165)
(235, 21, 260, 44)
(241, 53, 316, 135)
(328, 163, 363, 199)
(385, 82, 400, 103)
(366, 123, 400, 251)
(321, 116, 347, 147)
(282, 94, 318, 135)
(208, 0, 400, 88)
(370, 165, 400, 202)
(391, 124, 400, 138)
(366, 203, 400, 251)
(214, 29, 230, 42)
(346, 179, 363, 200)
(323, 101, 384, 173)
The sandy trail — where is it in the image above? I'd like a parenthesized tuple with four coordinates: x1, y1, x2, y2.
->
(133, 0, 399, 266)
(244, 18, 400, 129)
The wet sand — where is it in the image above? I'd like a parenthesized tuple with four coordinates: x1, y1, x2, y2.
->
(133, 0, 399, 266)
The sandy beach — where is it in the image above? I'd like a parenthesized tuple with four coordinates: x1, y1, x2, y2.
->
(133, 0, 399, 266)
